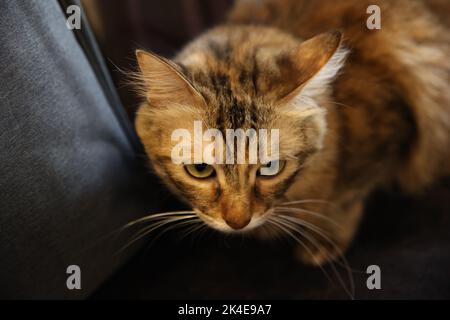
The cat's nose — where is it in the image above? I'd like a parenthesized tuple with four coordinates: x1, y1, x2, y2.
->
(221, 200, 252, 230)
(223, 215, 251, 230)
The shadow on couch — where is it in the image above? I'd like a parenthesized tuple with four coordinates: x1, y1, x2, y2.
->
(92, 179, 450, 299)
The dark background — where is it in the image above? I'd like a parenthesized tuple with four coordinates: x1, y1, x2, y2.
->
(84, 0, 450, 119)
(82, 0, 233, 119)
(83, 0, 450, 299)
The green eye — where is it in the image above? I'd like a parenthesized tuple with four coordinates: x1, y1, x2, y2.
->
(257, 160, 286, 177)
(185, 163, 215, 179)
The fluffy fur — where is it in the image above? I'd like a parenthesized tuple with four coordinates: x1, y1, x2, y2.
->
(134, 0, 450, 265)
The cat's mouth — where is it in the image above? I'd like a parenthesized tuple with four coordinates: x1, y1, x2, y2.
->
(194, 209, 269, 233)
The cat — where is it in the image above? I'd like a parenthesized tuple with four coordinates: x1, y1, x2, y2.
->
(133, 0, 450, 266)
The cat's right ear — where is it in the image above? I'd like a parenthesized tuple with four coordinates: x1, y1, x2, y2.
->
(135, 50, 206, 108)
(275, 31, 348, 108)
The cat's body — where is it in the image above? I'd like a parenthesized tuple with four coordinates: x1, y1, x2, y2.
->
(135, 0, 450, 265)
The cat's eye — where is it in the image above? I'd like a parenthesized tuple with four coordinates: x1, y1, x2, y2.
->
(184, 163, 215, 179)
(257, 160, 286, 177)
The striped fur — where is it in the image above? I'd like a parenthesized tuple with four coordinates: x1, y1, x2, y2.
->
(135, 0, 450, 265)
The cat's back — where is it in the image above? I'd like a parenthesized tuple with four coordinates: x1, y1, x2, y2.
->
(229, 0, 450, 191)
(228, 0, 445, 58)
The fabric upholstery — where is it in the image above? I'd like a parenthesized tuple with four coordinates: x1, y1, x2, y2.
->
(0, 0, 155, 299)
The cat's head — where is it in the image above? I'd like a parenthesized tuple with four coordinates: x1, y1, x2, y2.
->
(135, 26, 347, 232)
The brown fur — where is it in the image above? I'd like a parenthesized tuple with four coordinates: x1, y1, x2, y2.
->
(135, 0, 450, 265)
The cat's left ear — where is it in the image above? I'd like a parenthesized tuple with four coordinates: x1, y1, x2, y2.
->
(276, 31, 348, 107)
(135, 50, 207, 108)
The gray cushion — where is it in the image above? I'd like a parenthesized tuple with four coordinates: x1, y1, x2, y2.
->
(0, 0, 154, 299)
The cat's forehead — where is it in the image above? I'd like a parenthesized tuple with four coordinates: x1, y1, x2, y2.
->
(175, 27, 298, 130)
(178, 43, 260, 111)
(178, 65, 273, 131)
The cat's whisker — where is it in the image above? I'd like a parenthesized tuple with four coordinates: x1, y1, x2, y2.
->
(273, 215, 354, 299)
(107, 58, 130, 76)
(270, 216, 345, 291)
(275, 206, 343, 229)
(276, 209, 354, 268)
(147, 217, 201, 248)
(119, 217, 190, 253)
(278, 214, 339, 251)
(141, 218, 204, 255)
(276, 214, 355, 298)
(323, 99, 355, 109)
(197, 224, 212, 243)
(134, 215, 197, 241)
(115, 215, 197, 255)
(281, 199, 335, 206)
(82, 211, 196, 254)
(181, 221, 208, 242)
(266, 218, 286, 243)
(267, 217, 337, 288)
(121, 211, 196, 229)
(277, 214, 348, 261)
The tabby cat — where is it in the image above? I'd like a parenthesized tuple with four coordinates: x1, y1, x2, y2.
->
(134, 0, 450, 265)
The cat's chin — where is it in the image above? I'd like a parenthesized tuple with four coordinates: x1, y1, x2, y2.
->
(194, 210, 268, 234)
